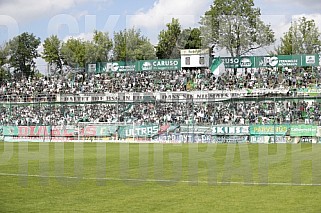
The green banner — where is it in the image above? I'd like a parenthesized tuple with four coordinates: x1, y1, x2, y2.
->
(255, 54, 319, 67)
(3, 126, 18, 136)
(118, 125, 159, 139)
(88, 59, 181, 73)
(250, 125, 289, 135)
(96, 61, 137, 73)
(219, 54, 319, 69)
(290, 125, 317, 137)
(137, 59, 181, 71)
(221, 56, 256, 68)
(95, 126, 118, 136)
(297, 88, 321, 97)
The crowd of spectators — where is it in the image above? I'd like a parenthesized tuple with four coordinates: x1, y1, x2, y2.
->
(1, 100, 321, 126)
(0, 67, 320, 100)
(0, 67, 321, 127)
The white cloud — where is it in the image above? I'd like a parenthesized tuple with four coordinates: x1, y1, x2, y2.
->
(62, 32, 94, 42)
(127, 0, 211, 44)
(0, 0, 93, 23)
(260, 15, 290, 40)
(128, 0, 212, 29)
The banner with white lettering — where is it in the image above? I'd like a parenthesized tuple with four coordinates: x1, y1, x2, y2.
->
(250, 125, 290, 135)
(60, 89, 289, 103)
(212, 126, 249, 135)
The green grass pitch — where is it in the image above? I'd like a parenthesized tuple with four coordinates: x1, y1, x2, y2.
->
(0, 142, 321, 213)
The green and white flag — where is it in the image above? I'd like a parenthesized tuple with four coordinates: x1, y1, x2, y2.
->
(210, 57, 225, 76)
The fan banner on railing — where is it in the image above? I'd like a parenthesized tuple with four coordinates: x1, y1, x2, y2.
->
(1, 124, 320, 141)
(1, 124, 178, 138)
(152, 134, 249, 143)
(59, 89, 290, 103)
(250, 125, 290, 136)
(289, 125, 317, 137)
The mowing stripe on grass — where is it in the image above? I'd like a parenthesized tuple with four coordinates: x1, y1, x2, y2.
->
(0, 172, 320, 186)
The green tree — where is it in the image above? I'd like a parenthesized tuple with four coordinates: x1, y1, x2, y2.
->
(84, 41, 96, 64)
(61, 38, 86, 69)
(0, 45, 10, 82)
(0, 45, 7, 66)
(92, 30, 113, 62)
(113, 28, 156, 61)
(7, 32, 41, 78)
(42, 35, 63, 73)
(156, 18, 181, 59)
(276, 17, 321, 55)
(200, 0, 275, 57)
(179, 28, 202, 49)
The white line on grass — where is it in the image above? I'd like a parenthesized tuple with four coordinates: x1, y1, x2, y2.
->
(0, 172, 320, 186)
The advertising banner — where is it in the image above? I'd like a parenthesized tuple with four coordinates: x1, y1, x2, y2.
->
(96, 61, 137, 73)
(255, 55, 319, 67)
(91, 59, 182, 73)
(221, 56, 256, 68)
(218, 54, 319, 69)
(250, 125, 289, 135)
(137, 59, 181, 71)
(290, 125, 317, 137)
(297, 88, 321, 97)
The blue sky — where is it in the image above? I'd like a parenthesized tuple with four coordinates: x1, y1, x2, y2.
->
(0, 0, 212, 43)
(0, 0, 321, 71)
(1, 0, 321, 43)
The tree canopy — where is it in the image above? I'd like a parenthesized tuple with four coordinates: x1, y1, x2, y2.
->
(276, 17, 321, 55)
(91, 30, 113, 62)
(60, 37, 87, 69)
(113, 28, 156, 61)
(179, 28, 202, 50)
(156, 18, 182, 59)
(200, 0, 275, 57)
(0, 45, 10, 82)
(7, 32, 41, 78)
(42, 35, 63, 72)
